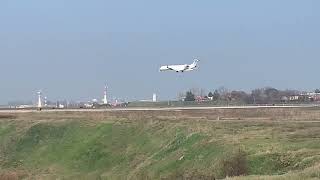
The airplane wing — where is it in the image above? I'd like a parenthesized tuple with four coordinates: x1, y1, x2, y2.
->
(168, 65, 185, 72)
(160, 65, 174, 72)
(160, 64, 189, 72)
(183, 65, 190, 71)
(167, 66, 175, 71)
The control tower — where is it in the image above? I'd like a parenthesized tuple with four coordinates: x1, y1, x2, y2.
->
(103, 85, 108, 105)
(37, 91, 42, 110)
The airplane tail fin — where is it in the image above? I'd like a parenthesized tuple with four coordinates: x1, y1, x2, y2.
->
(192, 59, 200, 66)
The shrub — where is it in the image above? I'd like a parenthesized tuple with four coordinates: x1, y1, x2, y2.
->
(219, 149, 248, 178)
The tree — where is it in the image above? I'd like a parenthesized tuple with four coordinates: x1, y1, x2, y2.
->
(231, 91, 250, 104)
(218, 87, 229, 101)
(190, 88, 200, 97)
(200, 88, 207, 97)
(265, 87, 280, 104)
(212, 90, 220, 101)
(280, 89, 299, 97)
(315, 89, 320, 93)
(208, 92, 214, 98)
(185, 91, 195, 101)
(177, 92, 185, 101)
(250, 87, 283, 104)
(251, 88, 266, 104)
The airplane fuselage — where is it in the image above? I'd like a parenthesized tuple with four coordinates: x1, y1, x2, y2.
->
(159, 59, 199, 73)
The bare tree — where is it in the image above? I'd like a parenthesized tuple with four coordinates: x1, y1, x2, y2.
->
(213, 90, 220, 101)
(251, 88, 267, 104)
(231, 91, 250, 104)
(177, 92, 185, 101)
(200, 88, 207, 97)
(218, 87, 230, 101)
(190, 88, 200, 97)
(265, 87, 280, 104)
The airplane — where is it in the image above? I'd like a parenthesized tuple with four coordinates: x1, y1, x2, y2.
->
(159, 59, 200, 73)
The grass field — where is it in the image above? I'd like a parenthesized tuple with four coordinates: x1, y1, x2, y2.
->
(1, 108, 320, 179)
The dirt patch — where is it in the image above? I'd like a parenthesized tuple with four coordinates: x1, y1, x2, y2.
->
(0, 114, 17, 119)
(0, 171, 29, 180)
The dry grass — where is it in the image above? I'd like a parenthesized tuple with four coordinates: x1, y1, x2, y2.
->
(227, 163, 320, 180)
(0, 114, 17, 119)
(3, 107, 320, 124)
(0, 170, 29, 180)
(1, 107, 320, 179)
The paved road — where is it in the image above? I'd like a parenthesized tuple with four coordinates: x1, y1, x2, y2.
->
(0, 105, 319, 113)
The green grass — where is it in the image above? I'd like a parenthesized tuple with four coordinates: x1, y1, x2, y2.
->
(3, 121, 166, 178)
(0, 112, 320, 179)
(0, 122, 15, 142)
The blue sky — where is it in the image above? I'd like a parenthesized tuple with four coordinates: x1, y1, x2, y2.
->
(0, 0, 319, 103)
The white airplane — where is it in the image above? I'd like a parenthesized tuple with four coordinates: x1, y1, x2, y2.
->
(159, 59, 200, 73)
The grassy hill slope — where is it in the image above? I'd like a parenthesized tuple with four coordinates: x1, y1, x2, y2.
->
(0, 109, 320, 179)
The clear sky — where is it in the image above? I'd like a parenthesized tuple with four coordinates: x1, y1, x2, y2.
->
(0, 0, 319, 104)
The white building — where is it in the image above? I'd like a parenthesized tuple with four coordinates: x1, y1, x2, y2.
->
(153, 93, 157, 102)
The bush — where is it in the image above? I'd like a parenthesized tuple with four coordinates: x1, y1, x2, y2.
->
(164, 169, 216, 180)
(219, 149, 248, 178)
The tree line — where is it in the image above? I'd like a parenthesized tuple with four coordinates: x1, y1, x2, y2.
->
(183, 87, 320, 104)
